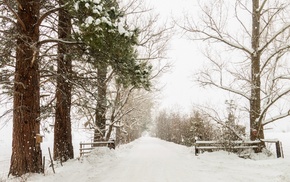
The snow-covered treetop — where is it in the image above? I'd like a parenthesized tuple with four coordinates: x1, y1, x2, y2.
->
(71, 0, 152, 90)
(73, 0, 134, 38)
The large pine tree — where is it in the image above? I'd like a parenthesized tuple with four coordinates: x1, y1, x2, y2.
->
(9, 0, 42, 176)
(53, 0, 74, 161)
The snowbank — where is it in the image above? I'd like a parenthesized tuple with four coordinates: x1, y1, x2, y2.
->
(22, 136, 290, 182)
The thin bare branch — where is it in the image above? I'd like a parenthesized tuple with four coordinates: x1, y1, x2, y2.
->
(3, 0, 26, 31)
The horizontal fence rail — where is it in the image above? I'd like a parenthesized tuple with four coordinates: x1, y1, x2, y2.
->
(194, 140, 283, 158)
(79, 140, 115, 157)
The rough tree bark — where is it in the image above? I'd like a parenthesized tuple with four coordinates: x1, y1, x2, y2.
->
(53, 0, 74, 161)
(9, 0, 42, 176)
(250, 0, 264, 141)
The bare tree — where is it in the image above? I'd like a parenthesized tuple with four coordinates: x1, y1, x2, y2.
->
(183, 0, 290, 142)
(106, 84, 154, 143)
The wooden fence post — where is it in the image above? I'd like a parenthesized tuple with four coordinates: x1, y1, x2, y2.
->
(80, 143, 82, 157)
(275, 141, 281, 158)
(48, 147, 55, 174)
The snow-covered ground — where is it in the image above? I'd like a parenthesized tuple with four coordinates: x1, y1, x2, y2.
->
(2, 134, 287, 182)
(1, 126, 290, 182)
(0, 123, 12, 180)
(0, 123, 93, 180)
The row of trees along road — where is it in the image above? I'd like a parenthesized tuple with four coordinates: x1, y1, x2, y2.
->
(154, 102, 245, 147)
(182, 0, 290, 145)
(0, 0, 170, 176)
(154, 110, 216, 146)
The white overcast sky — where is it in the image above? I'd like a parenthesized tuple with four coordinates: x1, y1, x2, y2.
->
(147, 0, 226, 114)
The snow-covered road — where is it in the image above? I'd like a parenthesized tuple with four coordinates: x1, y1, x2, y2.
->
(94, 137, 197, 182)
(27, 136, 290, 182)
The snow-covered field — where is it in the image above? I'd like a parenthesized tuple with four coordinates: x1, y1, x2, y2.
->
(0, 123, 92, 181)
(1, 122, 290, 182)
(1, 133, 288, 182)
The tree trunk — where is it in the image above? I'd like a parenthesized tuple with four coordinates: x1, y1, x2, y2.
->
(115, 122, 121, 145)
(94, 66, 107, 141)
(9, 0, 42, 176)
(54, 0, 74, 161)
(250, 0, 264, 141)
(105, 124, 113, 141)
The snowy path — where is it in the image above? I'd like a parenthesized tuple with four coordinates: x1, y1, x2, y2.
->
(91, 137, 289, 182)
(28, 136, 290, 182)
(93, 137, 197, 182)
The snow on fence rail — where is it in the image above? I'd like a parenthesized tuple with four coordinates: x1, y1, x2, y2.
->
(194, 140, 283, 158)
(79, 140, 115, 157)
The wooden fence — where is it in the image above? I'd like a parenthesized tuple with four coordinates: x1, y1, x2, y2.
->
(79, 140, 115, 157)
(195, 139, 283, 158)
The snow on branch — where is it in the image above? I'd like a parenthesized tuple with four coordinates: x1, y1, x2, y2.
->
(274, 75, 290, 81)
(198, 106, 245, 140)
(37, 38, 80, 46)
(263, 111, 290, 126)
(258, 0, 268, 15)
(259, 23, 290, 53)
(260, 45, 290, 73)
(3, 0, 26, 31)
(36, 4, 69, 30)
(186, 28, 252, 55)
(259, 87, 290, 125)
(0, 15, 16, 25)
(214, 84, 250, 100)
(198, 72, 250, 100)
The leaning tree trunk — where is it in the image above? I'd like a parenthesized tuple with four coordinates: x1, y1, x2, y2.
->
(250, 0, 264, 141)
(9, 0, 42, 176)
(94, 65, 108, 141)
(54, 1, 74, 161)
